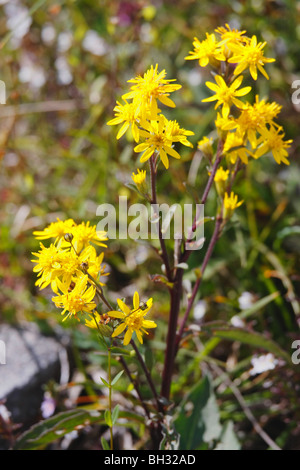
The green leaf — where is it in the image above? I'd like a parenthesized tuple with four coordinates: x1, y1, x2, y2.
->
(174, 375, 222, 450)
(111, 370, 124, 387)
(97, 333, 109, 349)
(14, 408, 104, 450)
(104, 410, 112, 427)
(238, 291, 280, 320)
(112, 405, 120, 426)
(210, 326, 291, 363)
(276, 226, 300, 240)
(110, 346, 132, 356)
(100, 376, 109, 387)
(125, 182, 147, 199)
(101, 436, 111, 450)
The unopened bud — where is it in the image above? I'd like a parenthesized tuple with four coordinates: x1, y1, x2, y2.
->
(80, 262, 89, 272)
(64, 233, 73, 243)
(197, 136, 213, 160)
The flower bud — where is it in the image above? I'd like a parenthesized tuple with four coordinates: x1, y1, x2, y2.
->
(64, 233, 73, 243)
(80, 262, 89, 272)
(197, 136, 213, 160)
(214, 166, 229, 197)
(132, 169, 148, 194)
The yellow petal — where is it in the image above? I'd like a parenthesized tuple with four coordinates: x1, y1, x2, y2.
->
(133, 291, 139, 310)
(123, 329, 133, 346)
(136, 330, 143, 344)
(112, 322, 127, 338)
(108, 310, 126, 319)
(117, 299, 131, 315)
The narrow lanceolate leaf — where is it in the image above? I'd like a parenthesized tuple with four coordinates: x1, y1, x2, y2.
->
(101, 437, 111, 450)
(112, 405, 120, 426)
(238, 291, 280, 320)
(111, 370, 124, 387)
(110, 346, 132, 356)
(104, 410, 112, 427)
(14, 408, 104, 450)
(211, 326, 291, 363)
(100, 376, 109, 388)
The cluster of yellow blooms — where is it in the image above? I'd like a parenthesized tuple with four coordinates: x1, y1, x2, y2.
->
(187, 24, 292, 216)
(32, 25, 292, 344)
(107, 64, 194, 170)
(187, 24, 292, 167)
(31, 219, 156, 345)
(32, 219, 108, 321)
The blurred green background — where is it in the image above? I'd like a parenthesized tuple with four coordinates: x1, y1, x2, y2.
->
(0, 0, 300, 450)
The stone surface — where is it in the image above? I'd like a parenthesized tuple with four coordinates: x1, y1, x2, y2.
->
(0, 323, 70, 430)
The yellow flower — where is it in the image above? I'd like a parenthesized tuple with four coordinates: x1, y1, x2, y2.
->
(108, 291, 156, 346)
(215, 113, 238, 138)
(203, 74, 251, 118)
(134, 116, 182, 169)
(132, 168, 146, 185)
(215, 24, 248, 47)
(228, 35, 275, 80)
(66, 221, 108, 253)
(254, 126, 292, 165)
(33, 218, 76, 243)
(55, 249, 86, 287)
(32, 238, 108, 294)
(107, 100, 140, 142)
(52, 275, 96, 322)
(214, 166, 229, 196)
(224, 130, 252, 164)
(85, 311, 112, 336)
(236, 96, 282, 149)
(164, 119, 194, 148)
(252, 95, 282, 123)
(223, 191, 243, 219)
(122, 64, 181, 119)
(31, 243, 65, 290)
(132, 168, 148, 194)
(79, 247, 109, 286)
(214, 166, 229, 182)
(197, 136, 213, 159)
(184, 33, 226, 67)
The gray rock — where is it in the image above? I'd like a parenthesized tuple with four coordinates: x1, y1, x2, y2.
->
(0, 323, 70, 429)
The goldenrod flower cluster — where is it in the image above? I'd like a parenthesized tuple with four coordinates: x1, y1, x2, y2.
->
(32, 219, 156, 345)
(32, 218, 108, 321)
(187, 24, 292, 167)
(107, 64, 194, 169)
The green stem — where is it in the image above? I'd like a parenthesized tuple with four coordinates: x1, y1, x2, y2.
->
(108, 347, 113, 450)
(86, 272, 113, 310)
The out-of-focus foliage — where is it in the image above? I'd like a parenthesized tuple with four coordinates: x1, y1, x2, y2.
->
(1, 0, 300, 450)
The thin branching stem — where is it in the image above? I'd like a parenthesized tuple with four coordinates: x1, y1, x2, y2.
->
(149, 153, 172, 281)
